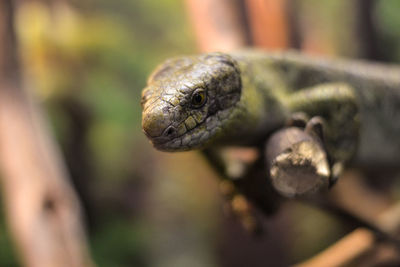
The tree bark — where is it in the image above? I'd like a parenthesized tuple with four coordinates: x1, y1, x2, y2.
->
(0, 1, 94, 266)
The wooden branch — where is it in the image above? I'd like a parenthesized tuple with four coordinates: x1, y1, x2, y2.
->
(264, 126, 400, 250)
(0, 1, 94, 266)
(265, 127, 330, 197)
(295, 203, 400, 267)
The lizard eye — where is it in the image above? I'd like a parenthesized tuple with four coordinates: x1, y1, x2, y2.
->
(191, 89, 206, 108)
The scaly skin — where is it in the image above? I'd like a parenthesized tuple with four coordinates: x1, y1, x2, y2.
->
(141, 50, 400, 167)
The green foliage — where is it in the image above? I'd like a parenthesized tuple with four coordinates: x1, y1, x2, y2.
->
(0, 198, 18, 267)
(90, 218, 150, 267)
(375, 0, 400, 61)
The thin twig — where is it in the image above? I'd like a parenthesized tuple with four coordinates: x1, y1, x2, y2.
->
(295, 203, 400, 267)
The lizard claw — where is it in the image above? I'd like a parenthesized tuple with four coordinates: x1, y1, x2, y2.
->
(305, 116, 326, 142)
(287, 113, 326, 142)
(329, 161, 344, 187)
(303, 116, 346, 186)
(286, 112, 309, 128)
(219, 180, 264, 235)
(231, 194, 264, 235)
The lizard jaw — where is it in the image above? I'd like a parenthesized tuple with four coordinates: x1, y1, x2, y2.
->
(149, 107, 234, 152)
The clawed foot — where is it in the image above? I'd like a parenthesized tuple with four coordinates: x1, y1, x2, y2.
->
(286, 112, 309, 128)
(219, 180, 263, 235)
(286, 112, 344, 186)
(287, 112, 325, 142)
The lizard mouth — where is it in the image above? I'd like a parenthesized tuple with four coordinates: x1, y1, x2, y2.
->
(150, 119, 212, 152)
(149, 107, 234, 152)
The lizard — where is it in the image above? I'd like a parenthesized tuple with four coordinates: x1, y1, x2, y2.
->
(141, 50, 400, 168)
(140, 50, 400, 226)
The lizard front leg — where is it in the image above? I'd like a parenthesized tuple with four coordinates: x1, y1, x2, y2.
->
(201, 147, 279, 234)
(285, 82, 360, 179)
(201, 148, 258, 232)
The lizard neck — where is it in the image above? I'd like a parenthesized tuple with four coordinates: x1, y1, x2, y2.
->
(212, 60, 290, 146)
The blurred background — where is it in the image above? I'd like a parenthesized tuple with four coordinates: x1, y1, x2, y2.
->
(1, 0, 400, 266)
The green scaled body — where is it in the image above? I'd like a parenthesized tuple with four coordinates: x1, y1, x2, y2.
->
(141, 50, 400, 167)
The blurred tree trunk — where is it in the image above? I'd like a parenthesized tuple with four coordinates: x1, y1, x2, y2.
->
(292, 0, 378, 58)
(0, 1, 94, 266)
(185, 0, 250, 52)
(245, 0, 291, 49)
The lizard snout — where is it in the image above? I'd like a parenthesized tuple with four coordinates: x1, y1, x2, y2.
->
(142, 107, 176, 144)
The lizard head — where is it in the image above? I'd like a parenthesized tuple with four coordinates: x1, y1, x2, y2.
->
(141, 52, 242, 151)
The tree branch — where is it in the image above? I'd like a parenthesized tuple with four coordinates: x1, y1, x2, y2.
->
(265, 127, 330, 197)
(295, 203, 400, 267)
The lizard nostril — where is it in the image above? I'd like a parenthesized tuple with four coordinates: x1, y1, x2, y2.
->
(165, 126, 175, 136)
